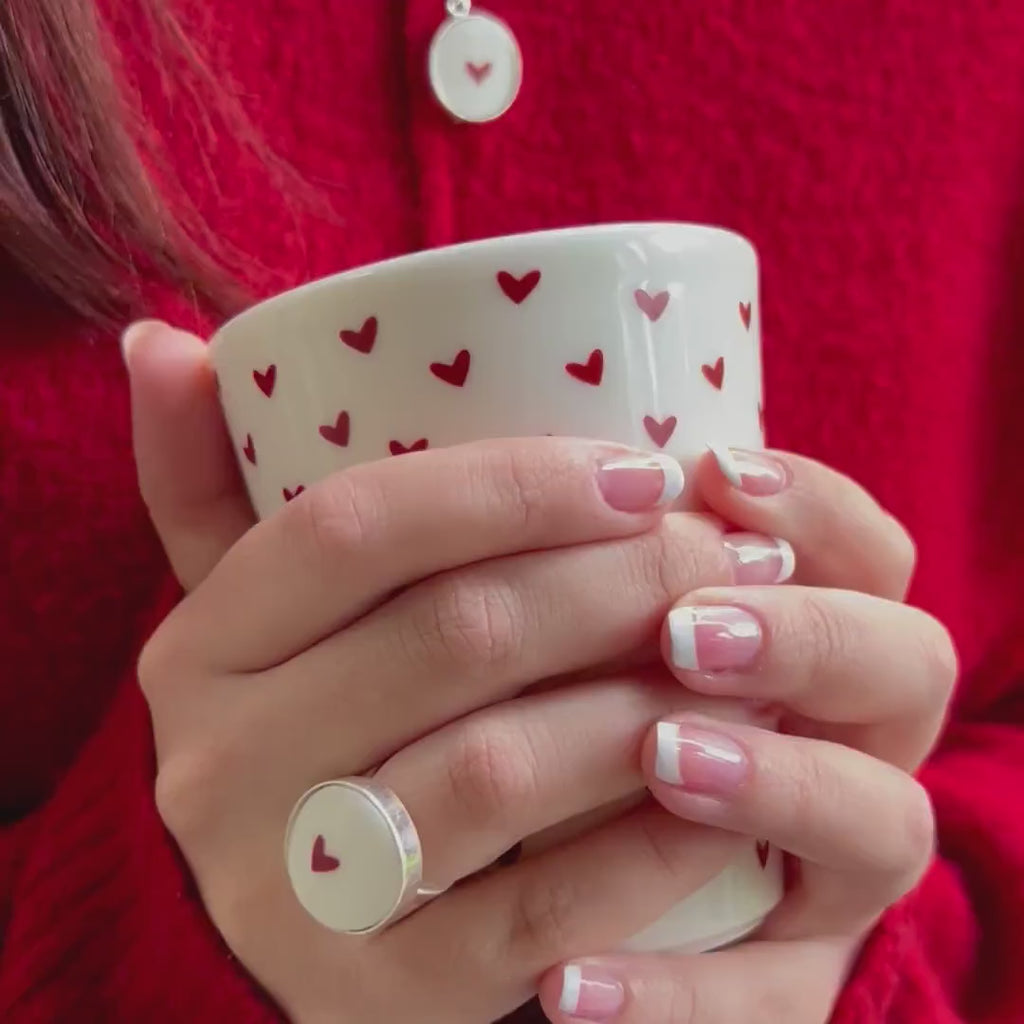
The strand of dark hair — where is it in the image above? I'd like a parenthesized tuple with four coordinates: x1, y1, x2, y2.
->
(0, 0, 245, 326)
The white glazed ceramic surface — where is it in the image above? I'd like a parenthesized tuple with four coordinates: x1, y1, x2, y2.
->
(211, 223, 780, 953)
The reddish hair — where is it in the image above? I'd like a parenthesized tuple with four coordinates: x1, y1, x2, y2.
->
(0, 0, 244, 324)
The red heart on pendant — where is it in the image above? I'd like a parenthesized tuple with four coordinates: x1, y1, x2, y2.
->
(242, 434, 257, 465)
(565, 349, 604, 386)
(643, 415, 677, 448)
(253, 365, 277, 396)
(756, 840, 770, 869)
(739, 302, 752, 330)
(311, 835, 340, 873)
(430, 349, 471, 387)
(319, 411, 351, 447)
(634, 289, 670, 322)
(758, 403, 766, 435)
(283, 485, 306, 502)
(497, 269, 541, 304)
(702, 357, 725, 390)
(340, 316, 378, 354)
(390, 438, 429, 456)
(466, 61, 492, 84)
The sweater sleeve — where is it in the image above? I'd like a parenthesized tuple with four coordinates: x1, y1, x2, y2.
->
(832, 658, 1024, 1024)
(0, 581, 280, 1024)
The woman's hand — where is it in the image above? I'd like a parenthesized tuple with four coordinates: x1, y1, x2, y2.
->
(126, 323, 788, 1024)
(539, 449, 956, 1023)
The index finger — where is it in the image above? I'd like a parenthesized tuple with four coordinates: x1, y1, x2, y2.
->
(170, 438, 684, 670)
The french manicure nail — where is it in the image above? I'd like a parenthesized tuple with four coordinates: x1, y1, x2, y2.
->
(655, 721, 749, 795)
(668, 605, 763, 672)
(723, 533, 796, 584)
(598, 453, 684, 512)
(120, 319, 166, 362)
(710, 446, 790, 496)
(559, 964, 625, 1021)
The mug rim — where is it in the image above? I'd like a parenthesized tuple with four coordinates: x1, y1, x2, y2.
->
(210, 220, 755, 353)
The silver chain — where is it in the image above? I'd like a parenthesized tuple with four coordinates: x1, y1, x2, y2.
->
(446, 0, 472, 16)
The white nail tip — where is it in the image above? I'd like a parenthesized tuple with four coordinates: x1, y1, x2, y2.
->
(604, 454, 685, 505)
(655, 721, 683, 785)
(774, 538, 796, 583)
(708, 444, 743, 488)
(668, 607, 700, 671)
(657, 455, 686, 505)
(559, 965, 582, 1014)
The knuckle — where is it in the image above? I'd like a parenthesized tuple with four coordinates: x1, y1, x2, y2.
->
(639, 515, 729, 605)
(295, 473, 384, 561)
(153, 749, 222, 847)
(416, 575, 524, 673)
(507, 872, 579, 960)
(798, 592, 854, 679)
(446, 719, 541, 823)
(474, 445, 551, 535)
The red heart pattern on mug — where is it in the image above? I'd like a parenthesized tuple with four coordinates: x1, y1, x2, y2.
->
(565, 349, 604, 386)
(390, 438, 429, 456)
(340, 316, 378, 354)
(240, 269, 756, 504)
(430, 349, 471, 387)
(253, 365, 277, 397)
(466, 61, 492, 84)
(497, 269, 541, 304)
(702, 356, 725, 390)
(643, 415, 678, 448)
(319, 411, 351, 447)
(634, 288, 670, 322)
(756, 840, 770, 869)
(311, 834, 341, 873)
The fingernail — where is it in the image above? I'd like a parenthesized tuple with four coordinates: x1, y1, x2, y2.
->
(120, 319, 166, 362)
(655, 721, 749, 795)
(668, 605, 762, 672)
(710, 446, 790, 496)
(724, 533, 795, 584)
(598, 453, 684, 512)
(559, 964, 625, 1021)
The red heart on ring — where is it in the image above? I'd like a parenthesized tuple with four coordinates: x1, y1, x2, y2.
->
(311, 835, 340, 873)
(466, 61, 492, 84)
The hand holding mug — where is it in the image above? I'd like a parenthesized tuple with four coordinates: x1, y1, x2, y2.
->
(128, 320, 787, 1022)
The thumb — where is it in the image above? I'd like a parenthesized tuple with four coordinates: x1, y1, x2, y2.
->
(123, 320, 255, 591)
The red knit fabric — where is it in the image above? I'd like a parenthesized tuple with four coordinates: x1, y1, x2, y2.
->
(2, 1, 1023, 1021)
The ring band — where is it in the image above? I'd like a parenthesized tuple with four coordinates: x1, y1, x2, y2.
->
(284, 778, 444, 934)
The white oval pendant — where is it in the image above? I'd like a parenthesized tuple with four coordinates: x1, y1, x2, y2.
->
(428, 7, 523, 124)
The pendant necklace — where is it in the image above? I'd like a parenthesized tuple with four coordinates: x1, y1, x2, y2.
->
(428, 1, 523, 123)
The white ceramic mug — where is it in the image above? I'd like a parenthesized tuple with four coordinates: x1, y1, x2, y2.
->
(211, 222, 782, 953)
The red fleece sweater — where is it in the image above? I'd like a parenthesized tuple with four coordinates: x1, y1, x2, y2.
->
(2, 1, 1024, 1021)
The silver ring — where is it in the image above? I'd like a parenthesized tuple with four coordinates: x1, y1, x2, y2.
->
(284, 778, 444, 934)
